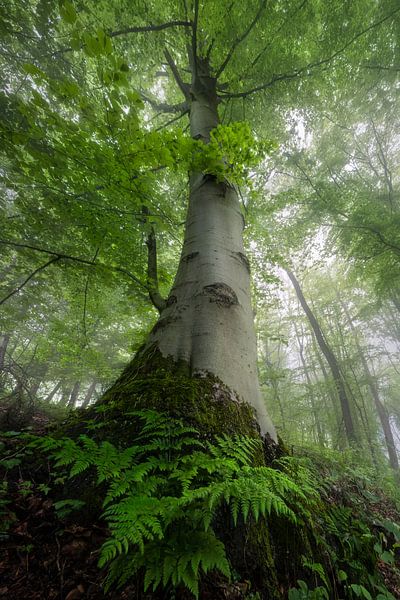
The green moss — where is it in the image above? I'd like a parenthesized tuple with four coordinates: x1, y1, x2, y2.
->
(88, 345, 262, 441)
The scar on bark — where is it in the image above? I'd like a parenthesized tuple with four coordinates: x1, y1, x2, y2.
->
(232, 251, 250, 273)
(201, 282, 239, 307)
(151, 315, 179, 334)
(166, 295, 177, 306)
(181, 251, 199, 263)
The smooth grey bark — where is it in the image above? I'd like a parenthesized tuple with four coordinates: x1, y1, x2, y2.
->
(146, 56, 276, 439)
(286, 269, 357, 445)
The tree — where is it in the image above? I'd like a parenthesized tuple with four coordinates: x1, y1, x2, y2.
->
(2, 4, 400, 598)
(285, 269, 357, 445)
(2, 0, 399, 441)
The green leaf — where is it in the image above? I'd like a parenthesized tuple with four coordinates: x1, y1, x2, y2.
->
(59, 1, 77, 24)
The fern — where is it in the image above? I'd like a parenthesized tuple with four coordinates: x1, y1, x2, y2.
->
(35, 410, 317, 598)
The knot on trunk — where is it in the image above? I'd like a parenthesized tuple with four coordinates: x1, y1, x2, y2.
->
(201, 282, 239, 307)
(233, 251, 251, 273)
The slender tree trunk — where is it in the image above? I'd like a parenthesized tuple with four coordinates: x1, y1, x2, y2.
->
(293, 323, 324, 447)
(59, 385, 72, 407)
(0, 334, 10, 371)
(263, 340, 286, 432)
(340, 300, 399, 472)
(143, 57, 275, 439)
(67, 381, 80, 409)
(310, 332, 342, 433)
(44, 381, 62, 403)
(81, 381, 97, 409)
(286, 269, 357, 445)
(0, 334, 11, 395)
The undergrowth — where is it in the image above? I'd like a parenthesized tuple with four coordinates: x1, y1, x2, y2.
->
(30, 410, 316, 598)
(4, 411, 397, 599)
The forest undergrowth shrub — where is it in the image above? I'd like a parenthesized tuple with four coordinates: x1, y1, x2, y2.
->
(8, 411, 398, 600)
(30, 409, 317, 598)
(286, 447, 400, 600)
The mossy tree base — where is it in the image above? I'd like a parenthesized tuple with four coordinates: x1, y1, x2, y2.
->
(69, 345, 283, 599)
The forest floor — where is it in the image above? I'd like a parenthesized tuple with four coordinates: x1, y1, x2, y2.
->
(1, 415, 400, 600)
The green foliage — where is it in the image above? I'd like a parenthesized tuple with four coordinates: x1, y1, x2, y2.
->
(33, 410, 314, 598)
(192, 122, 276, 185)
(288, 580, 329, 600)
(53, 498, 86, 519)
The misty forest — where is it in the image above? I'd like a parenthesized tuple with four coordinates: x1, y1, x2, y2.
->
(1, 1, 400, 598)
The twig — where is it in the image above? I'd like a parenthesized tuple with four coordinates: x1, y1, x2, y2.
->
(0, 257, 60, 306)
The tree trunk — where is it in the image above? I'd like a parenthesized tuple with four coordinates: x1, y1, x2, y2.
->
(44, 381, 62, 403)
(0, 334, 10, 395)
(59, 385, 72, 407)
(81, 381, 97, 409)
(341, 300, 399, 472)
(286, 269, 357, 445)
(310, 332, 342, 438)
(67, 381, 80, 409)
(293, 323, 324, 447)
(0, 334, 10, 371)
(140, 58, 275, 440)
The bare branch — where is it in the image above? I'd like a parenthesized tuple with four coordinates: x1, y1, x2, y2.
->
(0, 257, 60, 306)
(222, 6, 400, 99)
(140, 90, 189, 113)
(215, 0, 267, 78)
(53, 21, 192, 55)
(142, 208, 167, 313)
(153, 109, 189, 132)
(110, 20, 192, 38)
(164, 48, 190, 98)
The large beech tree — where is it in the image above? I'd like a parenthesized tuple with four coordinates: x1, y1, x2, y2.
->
(1, 0, 399, 438)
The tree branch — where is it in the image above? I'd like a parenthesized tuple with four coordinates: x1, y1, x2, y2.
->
(82, 246, 101, 342)
(140, 90, 189, 113)
(0, 239, 149, 295)
(215, 0, 267, 78)
(332, 224, 400, 256)
(0, 257, 60, 306)
(363, 63, 400, 72)
(153, 109, 190, 132)
(109, 20, 192, 38)
(191, 0, 199, 79)
(164, 48, 190, 99)
(52, 21, 192, 55)
(142, 207, 167, 313)
(222, 5, 400, 99)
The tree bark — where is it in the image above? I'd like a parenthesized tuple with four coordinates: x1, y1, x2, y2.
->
(286, 269, 357, 445)
(81, 381, 97, 409)
(0, 334, 10, 371)
(141, 57, 276, 439)
(67, 381, 81, 409)
(44, 381, 62, 403)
